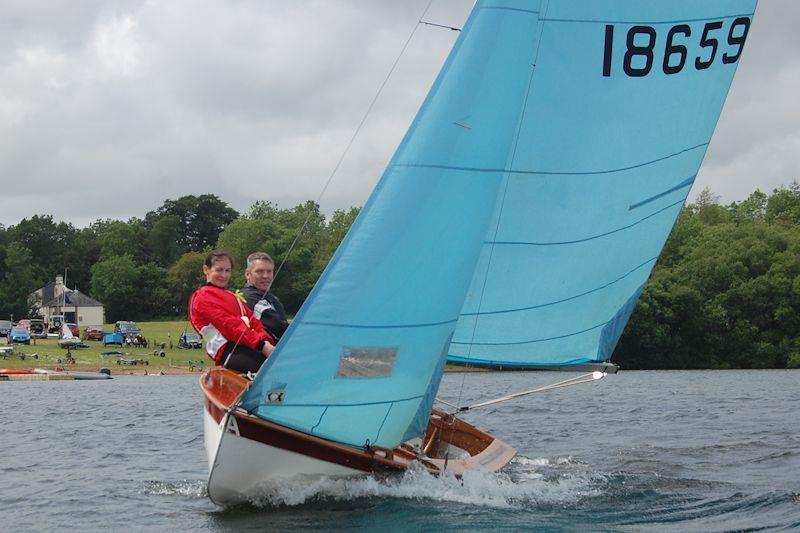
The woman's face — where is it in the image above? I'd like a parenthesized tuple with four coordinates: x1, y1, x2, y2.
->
(203, 257, 232, 288)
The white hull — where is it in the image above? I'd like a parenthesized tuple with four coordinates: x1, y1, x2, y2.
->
(203, 409, 359, 505)
(200, 368, 516, 505)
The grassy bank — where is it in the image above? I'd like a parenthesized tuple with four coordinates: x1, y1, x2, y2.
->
(1, 319, 484, 374)
(0, 320, 207, 373)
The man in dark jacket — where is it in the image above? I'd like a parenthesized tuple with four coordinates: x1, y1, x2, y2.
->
(241, 252, 289, 341)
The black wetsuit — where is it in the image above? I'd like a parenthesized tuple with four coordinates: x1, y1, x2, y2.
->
(241, 284, 289, 340)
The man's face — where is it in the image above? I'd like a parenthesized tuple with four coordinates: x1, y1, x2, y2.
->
(245, 259, 275, 292)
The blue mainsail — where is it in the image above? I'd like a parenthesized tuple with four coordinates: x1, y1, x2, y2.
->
(242, 0, 756, 448)
(448, 0, 757, 368)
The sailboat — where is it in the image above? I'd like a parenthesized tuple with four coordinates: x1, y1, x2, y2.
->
(58, 322, 82, 349)
(201, 0, 757, 504)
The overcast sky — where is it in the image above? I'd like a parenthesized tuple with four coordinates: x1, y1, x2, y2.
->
(0, 0, 796, 228)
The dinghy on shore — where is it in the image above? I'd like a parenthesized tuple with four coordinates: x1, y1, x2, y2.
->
(34, 368, 113, 380)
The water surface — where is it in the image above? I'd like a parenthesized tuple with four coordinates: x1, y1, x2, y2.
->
(1, 370, 798, 531)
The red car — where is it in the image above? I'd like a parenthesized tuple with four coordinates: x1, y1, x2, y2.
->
(83, 326, 104, 341)
(65, 323, 80, 337)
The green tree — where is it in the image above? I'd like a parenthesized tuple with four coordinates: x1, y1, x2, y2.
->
(90, 256, 138, 322)
(132, 263, 173, 319)
(7, 215, 79, 286)
(143, 215, 183, 266)
(730, 189, 768, 221)
(147, 194, 238, 251)
(94, 219, 146, 261)
(168, 252, 207, 315)
(0, 243, 40, 320)
(765, 181, 800, 225)
(617, 187, 800, 370)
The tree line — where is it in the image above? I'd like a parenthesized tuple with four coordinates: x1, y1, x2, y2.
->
(1, 186, 799, 369)
(0, 194, 359, 326)
(615, 185, 800, 369)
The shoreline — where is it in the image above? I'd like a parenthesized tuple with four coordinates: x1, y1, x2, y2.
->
(0, 363, 203, 377)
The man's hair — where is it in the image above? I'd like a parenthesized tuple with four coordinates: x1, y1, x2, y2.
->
(205, 249, 234, 269)
(246, 252, 275, 269)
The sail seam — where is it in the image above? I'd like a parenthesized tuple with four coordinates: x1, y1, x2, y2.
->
(309, 406, 328, 434)
(272, 395, 423, 408)
(488, 198, 684, 246)
(451, 320, 608, 346)
(393, 142, 707, 176)
(299, 318, 458, 329)
(460, 256, 657, 316)
(447, 355, 595, 366)
(541, 14, 754, 25)
(373, 403, 394, 444)
(480, 7, 540, 16)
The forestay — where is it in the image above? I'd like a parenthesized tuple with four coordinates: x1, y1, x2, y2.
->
(242, 0, 546, 448)
(447, 0, 757, 368)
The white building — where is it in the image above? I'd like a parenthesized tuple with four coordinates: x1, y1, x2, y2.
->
(32, 275, 106, 327)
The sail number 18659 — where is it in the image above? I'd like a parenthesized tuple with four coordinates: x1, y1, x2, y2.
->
(602, 17, 751, 77)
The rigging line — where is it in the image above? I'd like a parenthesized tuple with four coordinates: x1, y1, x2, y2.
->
(270, 0, 437, 287)
(233, 1, 440, 362)
(419, 20, 461, 31)
(435, 397, 459, 410)
(453, 371, 606, 413)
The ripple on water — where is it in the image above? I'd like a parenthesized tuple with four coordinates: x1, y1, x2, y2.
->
(3, 371, 800, 531)
(143, 480, 208, 498)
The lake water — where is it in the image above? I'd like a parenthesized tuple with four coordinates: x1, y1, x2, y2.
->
(1, 370, 799, 532)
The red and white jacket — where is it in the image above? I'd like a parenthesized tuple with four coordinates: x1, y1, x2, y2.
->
(189, 284, 275, 364)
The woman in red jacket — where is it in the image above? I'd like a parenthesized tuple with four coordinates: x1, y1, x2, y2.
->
(189, 250, 275, 373)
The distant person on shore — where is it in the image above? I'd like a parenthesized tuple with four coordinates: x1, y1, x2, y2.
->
(189, 250, 275, 373)
(241, 252, 289, 341)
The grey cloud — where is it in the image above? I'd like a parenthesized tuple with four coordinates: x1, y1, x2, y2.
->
(0, 0, 795, 227)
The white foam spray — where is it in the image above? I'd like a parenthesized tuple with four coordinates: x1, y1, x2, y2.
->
(244, 455, 603, 509)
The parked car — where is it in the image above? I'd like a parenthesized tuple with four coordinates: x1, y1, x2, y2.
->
(49, 315, 64, 333)
(29, 319, 46, 338)
(115, 321, 147, 347)
(9, 327, 31, 344)
(83, 327, 105, 341)
(16, 319, 32, 330)
(115, 321, 141, 336)
(65, 323, 80, 337)
(0, 320, 12, 337)
(103, 332, 124, 346)
(179, 332, 202, 349)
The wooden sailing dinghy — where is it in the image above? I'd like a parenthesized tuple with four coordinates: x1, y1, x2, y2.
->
(201, 368, 515, 504)
(200, 0, 755, 504)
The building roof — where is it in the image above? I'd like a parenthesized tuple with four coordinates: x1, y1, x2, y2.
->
(42, 289, 104, 308)
(39, 281, 57, 305)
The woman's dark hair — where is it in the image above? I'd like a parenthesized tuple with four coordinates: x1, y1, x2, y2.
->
(204, 249, 234, 269)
